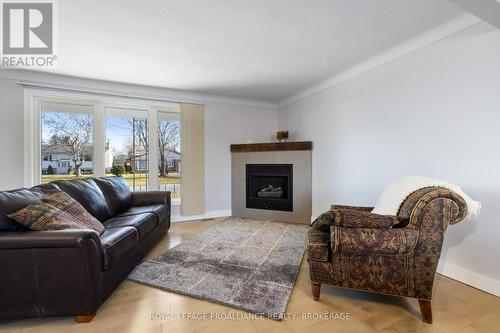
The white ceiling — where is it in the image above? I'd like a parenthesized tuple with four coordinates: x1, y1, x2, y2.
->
(41, 0, 471, 103)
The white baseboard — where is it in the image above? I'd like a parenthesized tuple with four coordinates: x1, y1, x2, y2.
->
(172, 209, 232, 222)
(437, 260, 500, 297)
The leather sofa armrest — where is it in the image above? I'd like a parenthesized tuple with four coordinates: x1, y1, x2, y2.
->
(0, 229, 102, 251)
(131, 191, 171, 207)
(0, 230, 103, 320)
(331, 225, 418, 255)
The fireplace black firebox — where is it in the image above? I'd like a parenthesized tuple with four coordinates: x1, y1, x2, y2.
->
(246, 164, 293, 212)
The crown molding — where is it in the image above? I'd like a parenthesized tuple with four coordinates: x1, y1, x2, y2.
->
(450, 0, 500, 29)
(0, 69, 278, 109)
(278, 14, 482, 108)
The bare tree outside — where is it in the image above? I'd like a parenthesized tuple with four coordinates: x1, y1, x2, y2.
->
(40, 107, 180, 196)
(42, 112, 93, 177)
(127, 118, 180, 177)
(105, 114, 150, 191)
(125, 118, 149, 172)
(128, 118, 148, 153)
(158, 120, 180, 176)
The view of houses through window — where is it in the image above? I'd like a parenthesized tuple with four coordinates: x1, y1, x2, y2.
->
(105, 107, 150, 191)
(40, 101, 181, 197)
(41, 104, 95, 181)
(158, 111, 181, 197)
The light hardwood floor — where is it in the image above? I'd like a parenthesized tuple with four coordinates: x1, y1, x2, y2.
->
(1, 218, 499, 333)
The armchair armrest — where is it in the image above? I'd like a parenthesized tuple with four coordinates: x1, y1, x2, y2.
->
(307, 228, 330, 262)
(407, 188, 467, 229)
(331, 225, 418, 255)
(131, 191, 171, 207)
(334, 209, 400, 229)
(331, 204, 373, 212)
(311, 209, 399, 231)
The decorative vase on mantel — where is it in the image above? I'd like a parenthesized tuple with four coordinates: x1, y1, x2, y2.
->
(276, 130, 289, 143)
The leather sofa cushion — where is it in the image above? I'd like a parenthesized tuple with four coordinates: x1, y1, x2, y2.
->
(0, 188, 46, 231)
(54, 179, 111, 221)
(104, 213, 157, 239)
(100, 226, 138, 270)
(117, 204, 168, 224)
(94, 177, 132, 216)
(32, 183, 61, 193)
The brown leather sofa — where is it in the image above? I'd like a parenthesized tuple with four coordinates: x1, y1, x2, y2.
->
(0, 176, 171, 323)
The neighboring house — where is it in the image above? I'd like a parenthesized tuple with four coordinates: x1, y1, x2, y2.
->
(113, 154, 129, 166)
(128, 145, 148, 172)
(165, 150, 181, 172)
(42, 144, 113, 174)
(121, 146, 180, 173)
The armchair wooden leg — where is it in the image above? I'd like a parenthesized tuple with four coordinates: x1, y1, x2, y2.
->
(418, 300, 433, 324)
(311, 282, 321, 301)
(75, 314, 95, 323)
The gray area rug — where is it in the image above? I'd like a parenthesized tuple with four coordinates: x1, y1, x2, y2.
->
(128, 218, 307, 319)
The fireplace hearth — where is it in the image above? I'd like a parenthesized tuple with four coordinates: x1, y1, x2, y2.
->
(246, 164, 293, 212)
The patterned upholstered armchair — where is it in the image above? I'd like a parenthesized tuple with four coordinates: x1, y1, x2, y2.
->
(307, 187, 468, 323)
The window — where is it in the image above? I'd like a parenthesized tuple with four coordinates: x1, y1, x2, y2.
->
(27, 91, 185, 201)
(105, 107, 149, 191)
(158, 111, 181, 199)
(40, 101, 94, 182)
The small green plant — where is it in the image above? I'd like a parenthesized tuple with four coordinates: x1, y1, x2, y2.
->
(46, 165, 54, 175)
(67, 165, 74, 175)
(111, 165, 126, 176)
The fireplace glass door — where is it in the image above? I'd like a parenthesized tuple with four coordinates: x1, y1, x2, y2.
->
(246, 164, 293, 212)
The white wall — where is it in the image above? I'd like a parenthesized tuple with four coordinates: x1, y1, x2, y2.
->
(173, 101, 278, 221)
(0, 71, 279, 221)
(278, 22, 500, 295)
(0, 77, 25, 190)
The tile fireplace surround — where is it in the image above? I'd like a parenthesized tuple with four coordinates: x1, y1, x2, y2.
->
(231, 142, 312, 223)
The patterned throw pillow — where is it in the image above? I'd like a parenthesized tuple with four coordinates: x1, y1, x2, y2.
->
(7, 191, 105, 235)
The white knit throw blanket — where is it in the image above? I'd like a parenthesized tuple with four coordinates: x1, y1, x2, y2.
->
(372, 176, 481, 218)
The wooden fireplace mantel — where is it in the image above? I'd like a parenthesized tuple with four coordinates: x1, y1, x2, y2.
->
(230, 141, 312, 153)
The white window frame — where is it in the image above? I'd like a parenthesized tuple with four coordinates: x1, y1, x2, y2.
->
(24, 88, 181, 194)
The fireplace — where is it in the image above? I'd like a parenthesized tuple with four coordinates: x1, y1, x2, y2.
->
(246, 164, 293, 212)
